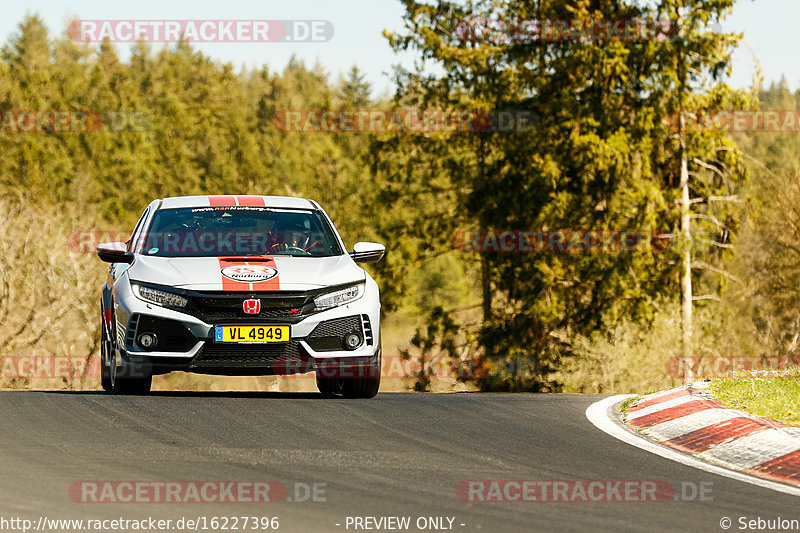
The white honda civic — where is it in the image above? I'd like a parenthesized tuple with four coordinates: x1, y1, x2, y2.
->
(97, 195, 384, 397)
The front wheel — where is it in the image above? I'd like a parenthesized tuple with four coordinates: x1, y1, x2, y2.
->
(100, 303, 112, 392)
(316, 377, 343, 395)
(102, 302, 152, 395)
(316, 352, 381, 399)
(108, 340, 152, 395)
(112, 373, 152, 394)
(340, 374, 380, 398)
(110, 357, 152, 394)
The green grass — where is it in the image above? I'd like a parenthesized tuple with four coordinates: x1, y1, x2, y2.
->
(619, 396, 640, 413)
(710, 369, 800, 427)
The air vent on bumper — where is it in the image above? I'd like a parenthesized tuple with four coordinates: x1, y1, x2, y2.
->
(306, 316, 362, 352)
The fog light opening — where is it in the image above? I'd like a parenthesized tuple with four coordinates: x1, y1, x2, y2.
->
(137, 332, 158, 350)
(343, 331, 362, 350)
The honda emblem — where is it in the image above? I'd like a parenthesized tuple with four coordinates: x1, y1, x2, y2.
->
(243, 299, 261, 314)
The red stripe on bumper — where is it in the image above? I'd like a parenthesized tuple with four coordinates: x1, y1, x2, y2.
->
(665, 417, 770, 453)
(628, 400, 718, 429)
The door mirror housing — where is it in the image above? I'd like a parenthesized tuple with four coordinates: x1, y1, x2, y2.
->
(97, 242, 134, 264)
(350, 242, 385, 263)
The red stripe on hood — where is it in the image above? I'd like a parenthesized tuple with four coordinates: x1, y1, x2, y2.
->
(218, 257, 280, 291)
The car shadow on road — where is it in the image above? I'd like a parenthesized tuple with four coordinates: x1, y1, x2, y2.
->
(22, 389, 336, 399)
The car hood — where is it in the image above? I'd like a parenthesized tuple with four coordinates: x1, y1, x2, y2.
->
(126, 255, 365, 291)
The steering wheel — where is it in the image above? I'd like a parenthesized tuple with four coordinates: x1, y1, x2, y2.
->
(283, 245, 312, 256)
(269, 242, 312, 255)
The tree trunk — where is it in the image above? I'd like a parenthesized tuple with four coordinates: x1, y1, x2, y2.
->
(481, 254, 491, 323)
(477, 133, 492, 358)
(679, 112, 693, 369)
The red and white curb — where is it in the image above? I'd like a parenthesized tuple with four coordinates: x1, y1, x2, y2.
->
(624, 382, 800, 486)
(586, 392, 800, 497)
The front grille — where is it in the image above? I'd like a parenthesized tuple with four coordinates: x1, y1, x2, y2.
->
(182, 292, 317, 324)
(190, 340, 305, 368)
(306, 315, 362, 352)
(196, 307, 300, 321)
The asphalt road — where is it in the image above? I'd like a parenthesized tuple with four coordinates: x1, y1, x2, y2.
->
(0, 391, 796, 532)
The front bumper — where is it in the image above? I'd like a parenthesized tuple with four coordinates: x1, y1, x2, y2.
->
(111, 280, 381, 376)
(121, 349, 382, 377)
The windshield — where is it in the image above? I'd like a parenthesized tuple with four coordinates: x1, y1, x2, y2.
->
(139, 206, 343, 257)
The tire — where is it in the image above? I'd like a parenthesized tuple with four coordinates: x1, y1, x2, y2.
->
(112, 373, 152, 394)
(100, 340, 113, 392)
(104, 306, 152, 395)
(316, 377, 343, 395)
(100, 302, 112, 392)
(340, 351, 382, 399)
(341, 374, 380, 399)
(110, 356, 152, 394)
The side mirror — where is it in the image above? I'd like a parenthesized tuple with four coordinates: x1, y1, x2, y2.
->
(350, 242, 385, 263)
(97, 242, 134, 264)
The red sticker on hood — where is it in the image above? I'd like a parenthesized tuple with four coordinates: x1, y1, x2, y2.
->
(218, 257, 280, 291)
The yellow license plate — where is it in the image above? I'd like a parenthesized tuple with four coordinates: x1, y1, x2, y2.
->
(214, 325, 290, 343)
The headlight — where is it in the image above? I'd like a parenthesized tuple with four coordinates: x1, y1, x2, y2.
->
(131, 283, 188, 308)
(314, 283, 364, 310)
